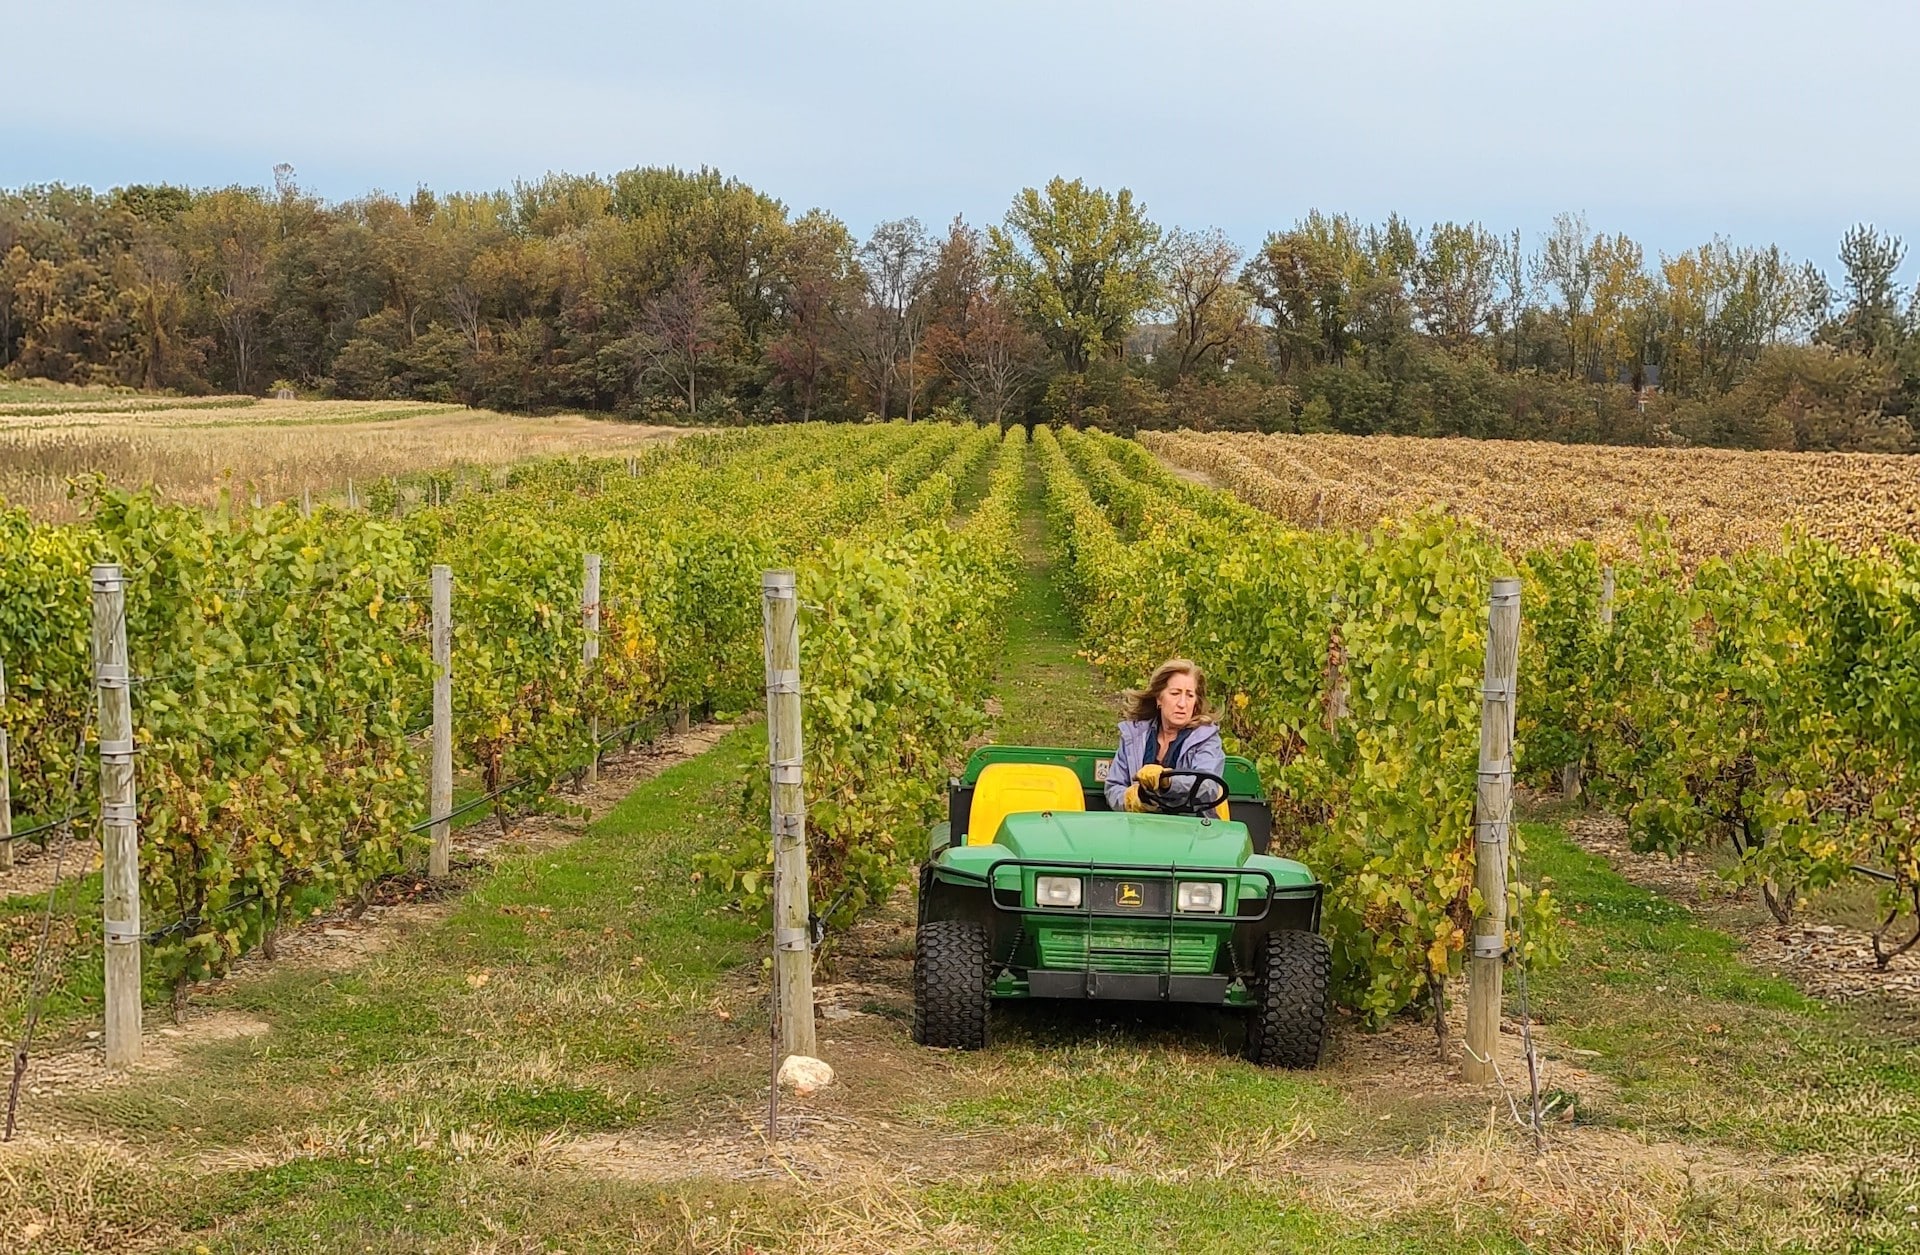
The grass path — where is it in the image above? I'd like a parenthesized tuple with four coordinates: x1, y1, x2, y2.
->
(9, 443, 1920, 1252)
(987, 453, 1117, 748)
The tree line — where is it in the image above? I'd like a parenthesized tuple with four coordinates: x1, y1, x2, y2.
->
(3, 164, 1917, 451)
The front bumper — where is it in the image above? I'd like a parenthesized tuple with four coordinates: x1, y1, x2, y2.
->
(1022, 971, 1235, 1003)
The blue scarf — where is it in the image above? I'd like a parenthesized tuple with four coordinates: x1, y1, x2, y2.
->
(1144, 719, 1193, 769)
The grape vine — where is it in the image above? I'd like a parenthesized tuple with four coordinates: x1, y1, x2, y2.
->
(0, 422, 1009, 982)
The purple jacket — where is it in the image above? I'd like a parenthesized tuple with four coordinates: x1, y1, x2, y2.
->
(1103, 719, 1226, 811)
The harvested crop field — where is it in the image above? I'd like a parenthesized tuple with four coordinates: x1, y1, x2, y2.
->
(1144, 429, 1920, 557)
(0, 389, 679, 521)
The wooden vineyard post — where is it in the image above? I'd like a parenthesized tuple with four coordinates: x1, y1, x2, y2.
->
(582, 554, 601, 788)
(429, 564, 453, 878)
(762, 571, 817, 1063)
(300, 485, 312, 519)
(1465, 576, 1521, 1084)
(1557, 565, 1615, 803)
(346, 477, 358, 510)
(1323, 595, 1347, 734)
(92, 563, 141, 1069)
(0, 659, 11, 874)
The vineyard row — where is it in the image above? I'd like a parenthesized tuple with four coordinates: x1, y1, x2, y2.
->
(1037, 424, 1539, 1023)
(0, 421, 1020, 991)
(1107, 428, 1920, 1000)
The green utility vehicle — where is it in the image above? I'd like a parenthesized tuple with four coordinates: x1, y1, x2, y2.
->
(913, 745, 1331, 1067)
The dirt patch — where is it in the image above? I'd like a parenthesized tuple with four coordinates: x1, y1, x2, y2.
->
(562, 1111, 1008, 1186)
(1162, 462, 1224, 492)
(0, 823, 99, 903)
(1325, 996, 1616, 1119)
(1740, 925, 1920, 1003)
(13, 1009, 269, 1101)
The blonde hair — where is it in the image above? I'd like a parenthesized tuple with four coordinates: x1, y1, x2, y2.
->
(1124, 658, 1217, 725)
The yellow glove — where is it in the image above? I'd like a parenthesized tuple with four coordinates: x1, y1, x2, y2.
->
(1135, 764, 1169, 791)
(1122, 784, 1149, 813)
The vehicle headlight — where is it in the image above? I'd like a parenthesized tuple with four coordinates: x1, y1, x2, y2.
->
(1176, 881, 1224, 913)
(1035, 875, 1083, 907)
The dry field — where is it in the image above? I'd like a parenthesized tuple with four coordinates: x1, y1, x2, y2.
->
(0, 388, 679, 521)
(1144, 430, 1920, 557)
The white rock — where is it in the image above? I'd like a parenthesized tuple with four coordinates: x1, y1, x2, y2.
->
(777, 1054, 834, 1096)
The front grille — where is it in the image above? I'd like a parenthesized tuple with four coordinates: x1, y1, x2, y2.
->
(1035, 927, 1218, 975)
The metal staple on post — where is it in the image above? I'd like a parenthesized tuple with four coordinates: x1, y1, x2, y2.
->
(91, 563, 141, 1069)
(1465, 575, 1521, 1084)
(429, 565, 453, 878)
(762, 570, 817, 1083)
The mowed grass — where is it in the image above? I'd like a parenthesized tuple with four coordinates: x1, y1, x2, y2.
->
(1524, 817, 1920, 1167)
(9, 729, 775, 1252)
(991, 454, 1120, 749)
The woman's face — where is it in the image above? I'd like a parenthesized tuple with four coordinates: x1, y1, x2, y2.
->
(1157, 672, 1198, 729)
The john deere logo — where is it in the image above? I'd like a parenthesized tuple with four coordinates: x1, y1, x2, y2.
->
(1116, 883, 1143, 908)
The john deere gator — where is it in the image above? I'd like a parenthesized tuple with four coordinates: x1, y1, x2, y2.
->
(913, 745, 1331, 1067)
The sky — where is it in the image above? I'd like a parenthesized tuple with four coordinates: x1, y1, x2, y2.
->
(8, 0, 1917, 280)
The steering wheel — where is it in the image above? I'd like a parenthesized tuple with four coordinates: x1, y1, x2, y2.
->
(1141, 769, 1229, 817)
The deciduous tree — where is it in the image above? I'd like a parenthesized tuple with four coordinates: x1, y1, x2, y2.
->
(1159, 227, 1253, 376)
(766, 210, 854, 421)
(929, 288, 1041, 427)
(631, 262, 738, 414)
(988, 178, 1161, 372)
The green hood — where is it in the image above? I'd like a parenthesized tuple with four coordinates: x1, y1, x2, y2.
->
(933, 810, 1317, 895)
(997, 810, 1252, 867)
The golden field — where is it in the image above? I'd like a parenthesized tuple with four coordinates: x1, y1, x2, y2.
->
(0, 387, 679, 522)
(1144, 430, 1920, 557)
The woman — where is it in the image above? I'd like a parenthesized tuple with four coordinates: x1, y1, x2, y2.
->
(1103, 658, 1226, 813)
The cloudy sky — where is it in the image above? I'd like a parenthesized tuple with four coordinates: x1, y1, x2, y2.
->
(9, 0, 1916, 278)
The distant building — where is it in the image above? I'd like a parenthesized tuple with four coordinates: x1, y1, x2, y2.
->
(1618, 362, 1661, 411)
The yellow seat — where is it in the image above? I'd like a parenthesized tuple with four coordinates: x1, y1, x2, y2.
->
(967, 763, 1085, 845)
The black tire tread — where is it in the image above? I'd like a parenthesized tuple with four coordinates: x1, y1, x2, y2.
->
(1246, 929, 1332, 1068)
(913, 920, 990, 1050)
